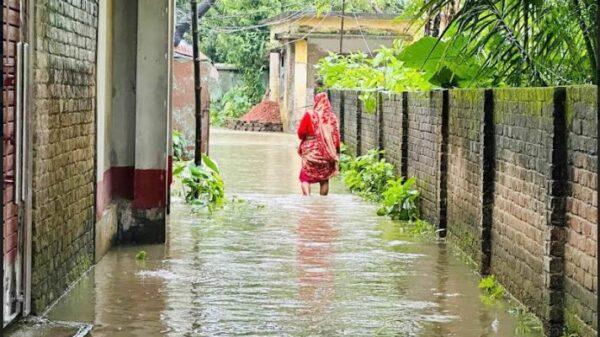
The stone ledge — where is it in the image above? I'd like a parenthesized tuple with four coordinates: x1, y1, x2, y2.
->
(224, 119, 284, 132)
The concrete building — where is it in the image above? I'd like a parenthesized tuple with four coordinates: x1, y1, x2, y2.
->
(2, 0, 175, 323)
(263, 11, 415, 131)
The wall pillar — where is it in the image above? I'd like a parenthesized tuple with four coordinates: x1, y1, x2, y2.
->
(269, 52, 280, 101)
(123, 0, 173, 243)
(293, 40, 308, 130)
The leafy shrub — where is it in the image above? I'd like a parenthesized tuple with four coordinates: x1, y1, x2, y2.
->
(174, 155, 225, 212)
(479, 275, 505, 301)
(211, 85, 253, 126)
(173, 130, 190, 161)
(338, 143, 353, 173)
(377, 177, 420, 221)
(343, 149, 395, 201)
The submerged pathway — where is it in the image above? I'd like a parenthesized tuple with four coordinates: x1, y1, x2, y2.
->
(48, 129, 536, 337)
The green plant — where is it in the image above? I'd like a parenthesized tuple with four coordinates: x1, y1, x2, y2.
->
(377, 177, 419, 221)
(211, 85, 253, 126)
(135, 251, 147, 261)
(174, 155, 225, 211)
(173, 130, 190, 161)
(417, 0, 597, 86)
(338, 143, 353, 173)
(508, 306, 543, 335)
(479, 275, 505, 301)
(343, 149, 395, 201)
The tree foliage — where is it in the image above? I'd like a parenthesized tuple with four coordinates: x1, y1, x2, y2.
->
(416, 0, 597, 85)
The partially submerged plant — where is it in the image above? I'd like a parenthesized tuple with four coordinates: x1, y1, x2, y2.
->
(377, 177, 420, 221)
(174, 155, 225, 212)
(135, 250, 147, 261)
(343, 149, 395, 201)
(479, 275, 505, 301)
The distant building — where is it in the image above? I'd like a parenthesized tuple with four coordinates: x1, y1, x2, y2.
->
(263, 11, 416, 131)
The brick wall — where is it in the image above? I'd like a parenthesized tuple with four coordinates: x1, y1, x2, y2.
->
(31, 0, 98, 313)
(360, 98, 378, 155)
(331, 85, 597, 337)
(343, 91, 358, 156)
(381, 93, 403, 174)
(491, 88, 555, 321)
(406, 91, 443, 225)
(446, 90, 486, 265)
(564, 86, 597, 336)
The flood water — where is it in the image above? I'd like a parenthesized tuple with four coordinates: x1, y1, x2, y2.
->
(47, 129, 540, 336)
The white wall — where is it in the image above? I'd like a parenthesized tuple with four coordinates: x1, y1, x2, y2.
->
(111, 0, 138, 168)
(96, 0, 113, 180)
(135, 0, 171, 170)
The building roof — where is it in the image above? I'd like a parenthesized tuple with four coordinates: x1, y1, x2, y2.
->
(260, 11, 400, 25)
(174, 41, 211, 61)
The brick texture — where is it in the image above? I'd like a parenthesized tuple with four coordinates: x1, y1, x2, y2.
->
(381, 93, 403, 174)
(406, 91, 443, 225)
(31, 0, 98, 313)
(330, 86, 597, 336)
(564, 86, 597, 337)
(446, 90, 486, 264)
(490, 88, 555, 319)
(360, 99, 378, 154)
(3, 0, 21, 267)
(343, 91, 358, 156)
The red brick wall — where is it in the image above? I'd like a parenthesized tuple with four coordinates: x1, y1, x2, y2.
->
(490, 88, 555, 320)
(564, 86, 597, 336)
(3, 0, 20, 267)
(446, 90, 486, 266)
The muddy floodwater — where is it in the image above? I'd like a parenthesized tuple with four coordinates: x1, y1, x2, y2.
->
(47, 129, 541, 336)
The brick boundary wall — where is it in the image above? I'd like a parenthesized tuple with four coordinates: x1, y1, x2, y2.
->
(329, 86, 597, 337)
(380, 93, 403, 174)
(564, 86, 597, 335)
(31, 0, 98, 313)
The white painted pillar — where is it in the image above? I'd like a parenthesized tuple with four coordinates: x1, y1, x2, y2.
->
(134, 0, 172, 212)
(269, 52, 280, 102)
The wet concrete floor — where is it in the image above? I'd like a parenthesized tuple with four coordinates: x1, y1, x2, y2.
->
(45, 129, 540, 336)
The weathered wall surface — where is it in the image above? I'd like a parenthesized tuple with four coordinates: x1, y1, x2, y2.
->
(406, 91, 443, 225)
(381, 93, 404, 174)
(31, 0, 98, 313)
(342, 91, 359, 156)
(172, 59, 212, 155)
(330, 86, 597, 337)
(446, 90, 485, 265)
(491, 88, 555, 323)
(564, 86, 597, 336)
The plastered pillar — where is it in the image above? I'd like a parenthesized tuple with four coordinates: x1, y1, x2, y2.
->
(293, 40, 308, 130)
(127, 0, 173, 243)
(269, 52, 280, 101)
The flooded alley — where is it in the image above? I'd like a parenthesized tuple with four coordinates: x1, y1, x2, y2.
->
(45, 129, 539, 337)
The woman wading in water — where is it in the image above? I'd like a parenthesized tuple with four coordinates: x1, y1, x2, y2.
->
(297, 88, 341, 196)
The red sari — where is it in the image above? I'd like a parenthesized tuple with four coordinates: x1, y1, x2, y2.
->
(297, 93, 341, 184)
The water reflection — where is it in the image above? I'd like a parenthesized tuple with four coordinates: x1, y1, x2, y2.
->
(296, 202, 338, 333)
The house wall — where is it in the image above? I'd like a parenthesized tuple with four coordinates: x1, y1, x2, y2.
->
(172, 59, 211, 155)
(30, 0, 98, 313)
(332, 86, 597, 337)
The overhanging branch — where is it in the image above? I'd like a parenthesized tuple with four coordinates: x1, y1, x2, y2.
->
(175, 0, 217, 46)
